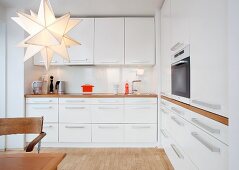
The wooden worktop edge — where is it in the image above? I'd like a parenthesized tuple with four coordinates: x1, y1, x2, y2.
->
(24, 94, 158, 98)
(161, 95, 229, 126)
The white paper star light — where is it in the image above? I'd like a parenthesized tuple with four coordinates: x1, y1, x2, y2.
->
(12, 0, 81, 70)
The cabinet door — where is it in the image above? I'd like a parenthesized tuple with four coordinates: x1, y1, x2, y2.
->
(64, 18, 94, 65)
(94, 18, 124, 65)
(34, 53, 63, 65)
(189, 0, 228, 117)
(171, 0, 190, 52)
(125, 18, 155, 65)
(160, 0, 172, 96)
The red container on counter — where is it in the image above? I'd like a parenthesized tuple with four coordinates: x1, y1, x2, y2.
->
(81, 84, 94, 93)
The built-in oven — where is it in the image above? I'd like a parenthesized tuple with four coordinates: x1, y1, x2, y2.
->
(171, 45, 190, 104)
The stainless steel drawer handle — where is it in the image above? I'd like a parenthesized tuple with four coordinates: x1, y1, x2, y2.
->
(160, 129, 169, 138)
(161, 109, 169, 115)
(171, 107, 185, 115)
(191, 132, 221, 153)
(65, 100, 85, 103)
(33, 100, 53, 103)
(65, 126, 85, 129)
(191, 118, 220, 134)
(43, 125, 53, 128)
(65, 107, 86, 109)
(98, 107, 120, 110)
(132, 126, 151, 129)
(161, 101, 167, 106)
(40, 60, 57, 63)
(97, 100, 118, 103)
(65, 59, 88, 62)
(171, 116, 184, 127)
(191, 100, 221, 110)
(100, 61, 119, 64)
(98, 126, 119, 129)
(171, 144, 184, 159)
(33, 106, 52, 109)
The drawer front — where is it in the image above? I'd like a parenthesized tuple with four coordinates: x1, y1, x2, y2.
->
(161, 106, 171, 131)
(161, 98, 171, 108)
(59, 98, 92, 104)
(26, 123, 58, 143)
(125, 105, 157, 123)
(125, 124, 157, 142)
(26, 98, 58, 104)
(94, 98, 124, 104)
(92, 124, 124, 142)
(188, 110, 228, 145)
(59, 123, 91, 142)
(26, 104, 58, 122)
(59, 105, 91, 123)
(186, 122, 228, 170)
(125, 98, 157, 104)
(92, 105, 124, 123)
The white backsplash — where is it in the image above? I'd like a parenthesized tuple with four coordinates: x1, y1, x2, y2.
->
(25, 64, 157, 94)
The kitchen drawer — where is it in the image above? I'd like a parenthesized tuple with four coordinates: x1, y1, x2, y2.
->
(91, 105, 124, 123)
(94, 98, 124, 104)
(26, 123, 58, 143)
(161, 106, 172, 133)
(59, 104, 91, 123)
(125, 124, 157, 142)
(125, 105, 157, 123)
(26, 104, 58, 122)
(160, 98, 171, 108)
(169, 103, 189, 120)
(59, 123, 91, 142)
(26, 98, 58, 104)
(188, 109, 228, 145)
(161, 130, 198, 170)
(92, 124, 124, 142)
(59, 98, 92, 104)
(125, 98, 157, 104)
(186, 122, 228, 170)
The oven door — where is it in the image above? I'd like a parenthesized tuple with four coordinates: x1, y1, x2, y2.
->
(171, 57, 190, 99)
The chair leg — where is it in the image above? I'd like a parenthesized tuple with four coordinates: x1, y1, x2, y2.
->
(37, 140, 41, 154)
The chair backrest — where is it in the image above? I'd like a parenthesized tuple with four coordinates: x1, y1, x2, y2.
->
(0, 117, 43, 135)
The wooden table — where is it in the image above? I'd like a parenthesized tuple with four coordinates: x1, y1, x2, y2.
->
(0, 153, 66, 170)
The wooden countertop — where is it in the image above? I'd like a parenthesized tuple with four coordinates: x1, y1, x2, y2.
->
(25, 93, 158, 98)
(161, 95, 228, 126)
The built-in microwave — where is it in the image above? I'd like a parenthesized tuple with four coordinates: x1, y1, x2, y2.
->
(171, 45, 190, 104)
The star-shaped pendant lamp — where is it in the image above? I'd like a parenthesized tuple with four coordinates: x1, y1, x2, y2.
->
(12, 0, 81, 70)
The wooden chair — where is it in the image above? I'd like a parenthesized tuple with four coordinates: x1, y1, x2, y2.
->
(0, 117, 46, 153)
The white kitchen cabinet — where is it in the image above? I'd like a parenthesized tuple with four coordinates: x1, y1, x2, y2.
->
(170, 0, 190, 52)
(125, 124, 157, 142)
(160, 0, 172, 96)
(64, 18, 94, 65)
(34, 53, 63, 65)
(26, 123, 58, 143)
(94, 18, 124, 65)
(189, 0, 228, 117)
(59, 104, 91, 123)
(125, 105, 157, 123)
(91, 105, 124, 123)
(26, 103, 58, 122)
(59, 123, 91, 142)
(125, 17, 155, 65)
(92, 124, 124, 143)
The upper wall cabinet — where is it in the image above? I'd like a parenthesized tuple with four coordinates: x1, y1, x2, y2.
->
(64, 18, 94, 65)
(34, 53, 63, 66)
(170, 0, 190, 52)
(160, 0, 172, 96)
(125, 18, 155, 65)
(94, 18, 124, 65)
(189, 0, 228, 117)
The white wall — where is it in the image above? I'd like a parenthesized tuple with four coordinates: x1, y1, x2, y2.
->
(25, 65, 158, 94)
(228, 0, 239, 169)
(0, 6, 6, 21)
(0, 7, 6, 149)
(5, 8, 25, 149)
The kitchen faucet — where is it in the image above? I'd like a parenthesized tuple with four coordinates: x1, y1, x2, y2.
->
(132, 80, 142, 94)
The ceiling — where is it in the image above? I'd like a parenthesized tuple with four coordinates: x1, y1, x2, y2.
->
(0, 0, 164, 16)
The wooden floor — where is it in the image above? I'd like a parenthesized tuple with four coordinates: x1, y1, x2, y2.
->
(39, 148, 174, 170)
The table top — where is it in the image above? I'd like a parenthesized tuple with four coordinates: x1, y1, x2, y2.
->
(0, 153, 66, 170)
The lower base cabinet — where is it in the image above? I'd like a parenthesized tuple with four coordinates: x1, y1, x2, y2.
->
(92, 124, 124, 143)
(125, 124, 157, 142)
(59, 124, 91, 143)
